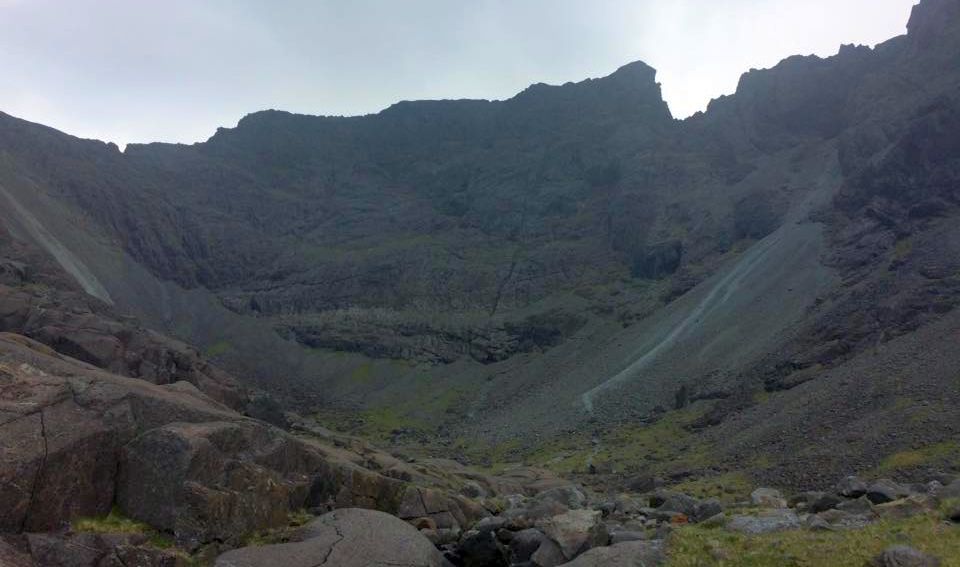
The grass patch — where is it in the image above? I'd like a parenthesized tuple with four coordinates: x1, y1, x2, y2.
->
(673, 472, 754, 503)
(244, 509, 315, 547)
(203, 340, 233, 358)
(877, 441, 960, 475)
(73, 506, 173, 549)
(525, 403, 714, 475)
(667, 514, 960, 566)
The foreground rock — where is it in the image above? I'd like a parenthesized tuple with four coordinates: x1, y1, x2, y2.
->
(0, 333, 487, 547)
(215, 508, 446, 567)
(560, 540, 664, 567)
(869, 545, 941, 567)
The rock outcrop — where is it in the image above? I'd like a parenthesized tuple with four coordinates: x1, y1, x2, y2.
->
(215, 508, 447, 567)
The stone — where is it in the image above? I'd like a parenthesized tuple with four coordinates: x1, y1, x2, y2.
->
(625, 474, 658, 493)
(750, 487, 787, 508)
(866, 479, 912, 504)
(816, 509, 874, 529)
(457, 529, 509, 567)
(610, 530, 648, 544)
(810, 493, 843, 513)
(874, 495, 931, 519)
(692, 499, 723, 523)
(215, 508, 446, 567)
(421, 528, 460, 546)
(0, 538, 32, 567)
(937, 479, 960, 501)
(836, 476, 868, 498)
(530, 537, 566, 567)
(649, 490, 699, 516)
(473, 516, 508, 533)
(560, 541, 665, 566)
(868, 545, 941, 567)
(536, 509, 608, 560)
(534, 485, 587, 510)
(806, 515, 834, 531)
(506, 529, 548, 564)
(727, 509, 801, 534)
(117, 420, 306, 547)
(25, 532, 184, 567)
(836, 496, 875, 515)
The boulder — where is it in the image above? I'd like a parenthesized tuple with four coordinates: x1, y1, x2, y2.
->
(505, 528, 548, 564)
(836, 496, 875, 515)
(26, 532, 185, 567)
(534, 485, 587, 510)
(866, 479, 912, 504)
(530, 537, 567, 567)
(874, 495, 932, 520)
(214, 508, 446, 567)
(937, 479, 960, 501)
(815, 509, 874, 530)
(835, 476, 868, 498)
(560, 540, 665, 566)
(868, 545, 941, 567)
(610, 530, 649, 544)
(692, 499, 723, 523)
(456, 529, 509, 567)
(727, 509, 801, 534)
(810, 493, 843, 513)
(0, 538, 33, 567)
(117, 420, 315, 547)
(536, 509, 608, 560)
(649, 490, 699, 516)
(750, 487, 787, 508)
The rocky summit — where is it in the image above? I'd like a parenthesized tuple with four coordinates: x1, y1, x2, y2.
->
(1, 0, 960, 564)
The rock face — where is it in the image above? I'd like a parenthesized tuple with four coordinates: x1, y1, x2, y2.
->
(0, 332, 486, 547)
(214, 508, 446, 567)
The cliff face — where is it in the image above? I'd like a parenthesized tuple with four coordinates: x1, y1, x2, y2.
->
(1, 0, 960, 485)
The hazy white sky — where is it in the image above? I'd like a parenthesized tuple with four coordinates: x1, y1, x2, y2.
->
(0, 0, 916, 147)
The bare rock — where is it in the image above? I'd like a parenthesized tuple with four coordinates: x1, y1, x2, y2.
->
(215, 508, 446, 567)
(869, 545, 941, 567)
(560, 540, 664, 566)
(750, 487, 787, 508)
(536, 509, 608, 560)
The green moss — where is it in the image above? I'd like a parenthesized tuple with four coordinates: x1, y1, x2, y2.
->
(525, 403, 714, 475)
(73, 506, 152, 535)
(666, 514, 960, 567)
(877, 441, 960, 474)
(673, 472, 754, 503)
(350, 362, 374, 383)
(893, 237, 914, 261)
(244, 509, 315, 547)
(73, 506, 174, 549)
(203, 339, 233, 358)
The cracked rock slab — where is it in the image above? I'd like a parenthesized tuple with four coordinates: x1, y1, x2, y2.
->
(214, 508, 446, 567)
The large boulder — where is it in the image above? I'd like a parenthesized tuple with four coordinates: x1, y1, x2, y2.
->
(866, 479, 912, 505)
(214, 508, 446, 567)
(536, 509, 608, 561)
(116, 420, 317, 547)
(26, 532, 186, 567)
(0, 333, 489, 549)
(560, 540, 664, 566)
(869, 545, 941, 567)
(750, 487, 787, 508)
(727, 509, 801, 534)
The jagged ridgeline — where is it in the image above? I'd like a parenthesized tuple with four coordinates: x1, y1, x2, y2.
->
(2, 0, 960, 564)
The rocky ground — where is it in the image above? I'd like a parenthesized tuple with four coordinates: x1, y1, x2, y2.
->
(1, 328, 957, 567)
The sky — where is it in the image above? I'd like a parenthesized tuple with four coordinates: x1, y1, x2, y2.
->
(0, 0, 916, 148)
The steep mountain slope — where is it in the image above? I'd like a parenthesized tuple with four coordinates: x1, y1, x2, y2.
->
(0, 0, 958, 489)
